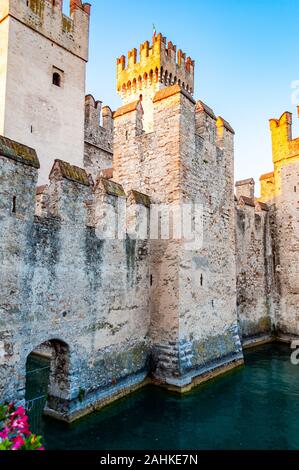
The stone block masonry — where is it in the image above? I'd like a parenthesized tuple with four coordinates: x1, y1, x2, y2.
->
(258, 108, 299, 339)
(0, 0, 91, 184)
(113, 82, 244, 388)
(84, 95, 113, 181)
(0, 136, 151, 420)
(1, 22, 297, 421)
(235, 195, 276, 344)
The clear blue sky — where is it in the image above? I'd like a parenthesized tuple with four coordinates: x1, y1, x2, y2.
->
(69, 0, 299, 189)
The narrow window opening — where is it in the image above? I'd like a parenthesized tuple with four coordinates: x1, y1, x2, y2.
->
(150, 274, 153, 286)
(200, 273, 203, 287)
(52, 72, 61, 87)
(211, 300, 214, 308)
(12, 196, 16, 214)
(30, 125, 33, 133)
(125, 130, 129, 140)
(294, 186, 297, 193)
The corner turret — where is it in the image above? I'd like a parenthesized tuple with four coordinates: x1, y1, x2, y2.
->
(116, 33, 195, 131)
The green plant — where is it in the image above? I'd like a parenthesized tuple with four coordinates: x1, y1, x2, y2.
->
(0, 403, 44, 451)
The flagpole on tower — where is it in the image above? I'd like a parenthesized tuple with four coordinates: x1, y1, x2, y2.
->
(152, 24, 157, 39)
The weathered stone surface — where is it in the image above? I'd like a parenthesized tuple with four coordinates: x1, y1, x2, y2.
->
(2, 23, 297, 421)
(0, 0, 90, 184)
(84, 95, 113, 181)
(258, 109, 299, 338)
(0, 149, 150, 418)
(235, 198, 275, 341)
(113, 70, 243, 387)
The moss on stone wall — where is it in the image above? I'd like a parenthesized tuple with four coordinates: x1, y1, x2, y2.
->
(62, 15, 74, 34)
(190, 331, 238, 370)
(240, 315, 272, 339)
(0, 137, 40, 169)
(93, 341, 149, 386)
(29, 0, 44, 18)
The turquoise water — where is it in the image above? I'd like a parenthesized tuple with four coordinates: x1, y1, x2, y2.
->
(41, 343, 299, 450)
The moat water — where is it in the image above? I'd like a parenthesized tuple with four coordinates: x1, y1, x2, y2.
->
(35, 343, 299, 450)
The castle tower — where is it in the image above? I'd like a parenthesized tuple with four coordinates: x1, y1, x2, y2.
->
(116, 33, 195, 132)
(260, 107, 299, 337)
(113, 36, 242, 389)
(0, 0, 91, 184)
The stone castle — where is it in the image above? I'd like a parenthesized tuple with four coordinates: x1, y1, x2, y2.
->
(0, 0, 298, 422)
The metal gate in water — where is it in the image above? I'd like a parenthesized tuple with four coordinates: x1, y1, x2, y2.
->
(25, 359, 51, 435)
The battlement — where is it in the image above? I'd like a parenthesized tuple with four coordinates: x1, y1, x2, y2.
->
(0, 133, 151, 231)
(235, 178, 255, 199)
(84, 95, 113, 181)
(269, 107, 299, 163)
(117, 33, 195, 98)
(0, 0, 91, 61)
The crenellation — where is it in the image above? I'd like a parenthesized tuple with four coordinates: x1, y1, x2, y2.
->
(117, 33, 195, 132)
(0, 0, 91, 184)
(102, 106, 114, 134)
(195, 100, 217, 144)
(1, 22, 298, 423)
(259, 110, 299, 337)
(47, 159, 92, 225)
(1, 0, 90, 61)
(84, 95, 113, 181)
(235, 178, 255, 199)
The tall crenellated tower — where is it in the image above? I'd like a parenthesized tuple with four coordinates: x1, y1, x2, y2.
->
(113, 35, 243, 389)
(0, 0, 91, 183)
(116, 33, 195, 132)
(260, 107, 299, 337)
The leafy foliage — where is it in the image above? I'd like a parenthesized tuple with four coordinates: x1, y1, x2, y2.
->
(0, 403, 44, 451)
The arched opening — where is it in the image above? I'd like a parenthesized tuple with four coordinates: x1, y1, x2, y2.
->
(164, 70, 168, 86)
(149, 69, 154, 84)
(52, 72, 61, 87)
(25, 339, 70, 432)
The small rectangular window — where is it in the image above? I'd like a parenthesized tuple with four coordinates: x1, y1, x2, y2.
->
(12, 196, 16, 214)
(52, 66, 64, 88)
(294, 186, 297, 193)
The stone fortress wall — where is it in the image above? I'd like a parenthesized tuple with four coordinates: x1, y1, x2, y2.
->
(0, 0, 298, 421)
(0, 0, 91, 184)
